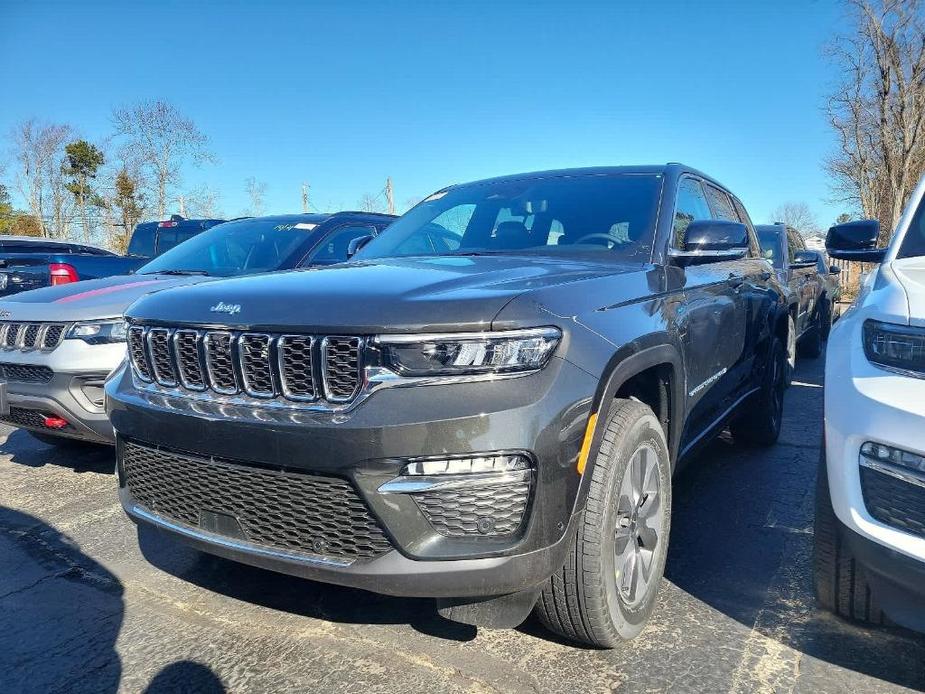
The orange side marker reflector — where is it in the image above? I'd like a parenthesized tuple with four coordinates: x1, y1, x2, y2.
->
(576, 412, 598, 475)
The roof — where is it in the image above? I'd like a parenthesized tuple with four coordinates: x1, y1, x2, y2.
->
(442, 163, 731, 194)
(0, 235, 109, 250)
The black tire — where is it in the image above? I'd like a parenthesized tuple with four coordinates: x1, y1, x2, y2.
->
(535, 399, 671, 648)
(819, 298, 833, 342)
(798, 309, 823, 359)
(813, 446, 885, 625)
(730, 335, 786, 447)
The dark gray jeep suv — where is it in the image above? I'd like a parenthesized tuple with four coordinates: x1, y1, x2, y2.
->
(107, 165, 789, 647)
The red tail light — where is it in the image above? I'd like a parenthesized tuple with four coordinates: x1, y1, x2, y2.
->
(49, 263, 79, 286)
(42, 415, 69, 429)
(158, 220, 179, 228)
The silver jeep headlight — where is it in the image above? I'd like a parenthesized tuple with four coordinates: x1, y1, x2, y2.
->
(66, 319, 128, 345)
(377, 327, 560, 377)
(863, 320, 925, 377)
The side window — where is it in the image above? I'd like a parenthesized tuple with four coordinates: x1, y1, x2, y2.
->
(672, 178, 712, 247)
(127, 225, 156, 257)
(789, 228, 806, 252)
(175, 228, 201, 246)
(390, 204, 473, 255)
(704, 185, 738, 222)
(731, 197, 762, 258)
(307, 225, 378, 266)
(785, 229, 797, 264)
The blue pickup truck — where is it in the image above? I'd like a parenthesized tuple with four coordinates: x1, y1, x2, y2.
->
(0, 216, 224, 297)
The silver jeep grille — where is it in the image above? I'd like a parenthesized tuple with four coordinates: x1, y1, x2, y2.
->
(0, 321, 69, 352)
(127, 325, 364, 405)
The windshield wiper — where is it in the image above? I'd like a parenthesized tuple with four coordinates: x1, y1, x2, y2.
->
(143, 269, 210, 276)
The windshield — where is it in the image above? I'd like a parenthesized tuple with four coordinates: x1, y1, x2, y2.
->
(137, 218, 320, 277)
(356, 173, 661, 262)
(757, 227, 782, 267)
(898, 196, 925, 258)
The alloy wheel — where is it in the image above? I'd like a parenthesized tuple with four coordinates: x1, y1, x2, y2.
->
(614, 444, 664, 608)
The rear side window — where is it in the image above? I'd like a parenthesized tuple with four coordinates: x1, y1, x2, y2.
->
(127, 224, 157, 257)
(704, 185, 738, 222)
(673, 177, 713, 247)
(731, 197, 762, 258)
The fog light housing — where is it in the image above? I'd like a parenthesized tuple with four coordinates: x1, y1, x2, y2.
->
(860, 441, 925, 475)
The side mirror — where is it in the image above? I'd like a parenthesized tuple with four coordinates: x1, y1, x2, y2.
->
(670, 220, 749, 266)
(826, 220, 886, 262)
(790, 250, 818, 269)
(347, 234, 374, 258)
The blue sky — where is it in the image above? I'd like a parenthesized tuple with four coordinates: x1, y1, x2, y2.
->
(2, 0, 849, 225)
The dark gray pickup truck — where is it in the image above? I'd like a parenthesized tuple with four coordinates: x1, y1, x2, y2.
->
(107, 164, 790, 647)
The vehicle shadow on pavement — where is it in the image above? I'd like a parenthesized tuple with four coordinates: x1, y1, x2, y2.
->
(136, 525, 480, 643)
(0, 429, 115, 473)
(664, 356, 925, 691)
(0, 505, 124, 693)
(143, 660, 226, 693)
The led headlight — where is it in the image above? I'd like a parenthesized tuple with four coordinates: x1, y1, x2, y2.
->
(402, 453, 530, 476)
(377, 327, 560, 377)
(863, 319, 925, 376)
(66, 320, 128, 345)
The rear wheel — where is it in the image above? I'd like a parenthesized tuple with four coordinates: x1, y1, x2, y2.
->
(819, 298, 833, 342)
(535, 399, 671, 648)
(813, 446, 885, 624)
(799, 307, 824, 359)
(730, 335, 786, 447)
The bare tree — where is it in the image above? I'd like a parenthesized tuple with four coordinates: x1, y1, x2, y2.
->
(244, 177, 267, 216)
(9, 119, 74, 237)
(112, 100, 213, 219)
(184, 184, 223, 218)
(825, 0, 925, 243)
(358, 192, 384, 213)
(769, 202, 822, 236)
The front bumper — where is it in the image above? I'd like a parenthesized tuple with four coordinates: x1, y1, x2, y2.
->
(0, 339, 125, 443)
(824, 316, 925, 564)
(108, 356, 598, 596)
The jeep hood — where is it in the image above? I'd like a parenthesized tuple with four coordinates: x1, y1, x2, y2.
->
(125, 256, 647, 333)
(0, 274, 213, 322)
(893, 256, 925, 327)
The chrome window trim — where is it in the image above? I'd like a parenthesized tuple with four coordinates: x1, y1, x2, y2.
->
(238, 332, 276, 398)
(277, 334, 317, 401)
(146, 327, 178, 387)
(172, 329, 206, 391)
(203, 330, 240, 395)
(321, 335, 364, 403)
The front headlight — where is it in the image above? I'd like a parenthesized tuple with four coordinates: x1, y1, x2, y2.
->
(66, 320, 128, 345)
(863, 319, 925, 376)
(377, 327, 560, 377)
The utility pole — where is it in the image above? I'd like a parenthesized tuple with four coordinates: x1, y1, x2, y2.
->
(385, 177, 395, 215)
(302, 182, 309, 213)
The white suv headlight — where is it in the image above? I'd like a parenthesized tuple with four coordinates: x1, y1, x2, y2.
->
(377, 327, 560, 377)
(66, 320, 128, 345)
(863, 320, 925, 377)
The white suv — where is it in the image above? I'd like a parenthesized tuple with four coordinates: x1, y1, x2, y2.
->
(816, 174, 925, 632)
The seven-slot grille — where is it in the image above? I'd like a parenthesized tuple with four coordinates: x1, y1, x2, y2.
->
(0, 321, 68, 351)
(128, 325, 364, 404)
(120, 439, 393, 561)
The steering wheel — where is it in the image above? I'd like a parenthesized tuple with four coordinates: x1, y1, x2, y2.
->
(571, 232, 623, 247)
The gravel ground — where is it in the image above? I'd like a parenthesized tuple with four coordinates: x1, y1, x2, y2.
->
(1, 349, 924, 693)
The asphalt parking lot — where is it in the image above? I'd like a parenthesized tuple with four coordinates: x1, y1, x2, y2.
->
(1, 349, 923, 694)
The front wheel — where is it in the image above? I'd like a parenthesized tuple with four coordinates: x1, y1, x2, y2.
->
(535, 399, 671, 648)
(730, 335, 786, 447)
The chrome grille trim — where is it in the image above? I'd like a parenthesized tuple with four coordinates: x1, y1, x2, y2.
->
(321, 336, 363, 402)
(127, 325, 369, 409)
(128, 326, 152, 382)
(147, 328, 178, 387)
(203, 331, 239, 395)
(239, 333, 275, 398)
(0, 321, 70, 352)
(172, 329, 206, 391)
(277, 335, 316, 401)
